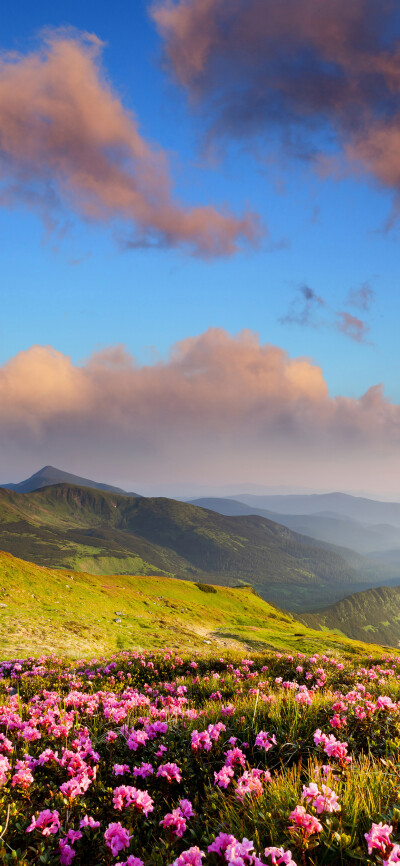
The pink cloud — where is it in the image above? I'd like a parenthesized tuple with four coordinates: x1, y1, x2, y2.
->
(0, 29, 260, 256)
(1, 328, 400, 491)
(151, 0, 400, 197)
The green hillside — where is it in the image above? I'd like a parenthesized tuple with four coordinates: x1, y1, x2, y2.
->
(298, 584, 400, 646)
(0, 550, 389, 659)
(0, 483, 397, 610)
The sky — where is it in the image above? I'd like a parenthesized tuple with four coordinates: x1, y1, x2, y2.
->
(2, 0, 400, 497)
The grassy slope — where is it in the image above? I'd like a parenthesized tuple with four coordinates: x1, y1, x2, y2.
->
(0, 550, 389, 659)
(0, 484, 396, 610)
(299, 584, 400, 647)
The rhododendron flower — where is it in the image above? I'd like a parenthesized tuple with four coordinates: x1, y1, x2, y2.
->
(236, 769, 271, 802)
(160, 808, 187, 838)
(255, 731, 277, 751)
(289, 806, 322, 836)
(104, 822, 131, 857)
(113, 785, 154, 815)
(59, 841, 75, 866)
(113, 763, 130, 776)
(169, 846, 205, 866)
(133, 762, 153, 778)
(79, 815, 101, 829)
(365, 822, 393, 854)
(302, 782, 340, 814)
(214, 765, 235, 789)
(12, 760, 34, 789)
(179, 799, 194, 819)
(0, 755, 10, 786)
(265, 846, 297, 865)
(208, 833, 237, 856)
(27, 810, 60, 836)
(156, 762, 182, 783)
(224, 747, 246, 768)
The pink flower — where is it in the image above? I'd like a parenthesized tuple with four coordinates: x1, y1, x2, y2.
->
(265, 847, 296, 865)
(27, 810, 60, 836)
(365, 822, 393, 855)
(0, 755, 10, 787)
(208, 833, 237, 856)
(289, 806, 322, 837)
(104, 822, 131, 858)
(160, 808, 187, 838)
(169, 846, 205, 866)
(79, 815, 101, 829)
(12, 759, 34, 790)
(133, 762, 153, 778)
(302, 783, 340, 814)
(224, 748, 246, 768)
(235, 769, 270, 802)
(214, 765, 235, 789)
(156, 762, 182, 783)
(180, 799, 194, 819)
(113, 763, 130, 776)
(113, 785, 154, 815)
(255, 731, 277, 751)
(59, 841, 75, 866)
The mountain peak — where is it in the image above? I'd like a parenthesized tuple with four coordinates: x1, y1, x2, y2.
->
(0, 466, 142, 498)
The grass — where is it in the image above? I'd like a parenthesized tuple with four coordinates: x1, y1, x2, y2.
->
(0, 550, 392, 660)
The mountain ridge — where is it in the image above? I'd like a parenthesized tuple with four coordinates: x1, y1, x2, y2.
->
(0, 482, 398, 611)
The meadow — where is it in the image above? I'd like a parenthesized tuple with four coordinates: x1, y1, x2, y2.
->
(1, 647, 400, 864)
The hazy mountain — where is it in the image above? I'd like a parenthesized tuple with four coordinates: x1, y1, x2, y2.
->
(298, 585, 400, 647)
(189, 498, 400, 555)
(228, 492, 400, 527)
(1, 465, 142, 497)
(0, 483, 398, 611)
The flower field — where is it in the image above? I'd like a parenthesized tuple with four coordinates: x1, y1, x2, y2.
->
(1, 648, 400, 864)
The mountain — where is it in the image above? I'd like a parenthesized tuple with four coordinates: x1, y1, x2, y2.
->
(189, 497, 400, 555)
(298, 585, 400, 647)
(230, 492, 400, 526)
(1, 465, 142, 497)
(0, 483, 398, 611)
(0, 550, 386, 659)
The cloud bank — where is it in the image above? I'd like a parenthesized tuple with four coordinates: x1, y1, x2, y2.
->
(0, 30, 260, 255)
(152, 0, 400, 199)
(1, 328, 399, 493)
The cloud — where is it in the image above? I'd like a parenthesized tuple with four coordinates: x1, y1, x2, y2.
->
(280, 283, 372, 343)
(279, 284, 326, 327)
(152, 0, 400, 199)
(0, 29, 261, 256)
(334, 311, 370, 343)
(346, 282, 375, 311)
(0, 328, 399, 492)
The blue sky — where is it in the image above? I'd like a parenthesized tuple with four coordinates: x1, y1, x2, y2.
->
(1, 0, 400, 492)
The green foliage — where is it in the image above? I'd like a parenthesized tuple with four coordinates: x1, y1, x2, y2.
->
(196, 584, 217, 594)
(0, 550, 386, 660)
(299, 585, 400, 646)
(0, 483, 395, 611)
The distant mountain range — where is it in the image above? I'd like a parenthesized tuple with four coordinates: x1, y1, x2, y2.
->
(1, 465, 142, 497)
(189, 497, 400, 558)
(227, 491, 400, 526)
(0, 481, 398, 611)
(298, 585, 400, 648)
